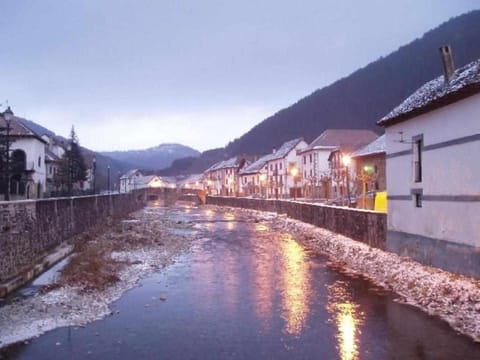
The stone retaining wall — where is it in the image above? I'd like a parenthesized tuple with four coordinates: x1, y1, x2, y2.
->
(206, 197, 387, 249)
(0, 193, 143, 285)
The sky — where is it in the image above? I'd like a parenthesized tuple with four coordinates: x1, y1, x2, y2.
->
(1, 1, 478, 152)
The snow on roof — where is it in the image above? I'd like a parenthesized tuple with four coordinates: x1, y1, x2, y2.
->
(299, 129, 378, 154)
(379, 58, 480, 126)
(205, 157, 243, 172)
(351, 134, 386, 158)
(0, 116, 46, 143)
(120, 169, 142, 179)
(269, 138, 304, 161)
(240, 153, 273, 175)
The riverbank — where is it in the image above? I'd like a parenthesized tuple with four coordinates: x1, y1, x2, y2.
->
(221, 206, 480, 342)
(2, 203, 480, 349)
(0, 205, 197, 348)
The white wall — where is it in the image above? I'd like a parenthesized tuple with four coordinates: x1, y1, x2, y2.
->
(11, 137, 47, 197)
(385, 92, 480, 247)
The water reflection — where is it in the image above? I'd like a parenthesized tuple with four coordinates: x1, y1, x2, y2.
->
(327, 281, 364, 360)
(224, 212, 236, 230)
(280, 235, 312, 336)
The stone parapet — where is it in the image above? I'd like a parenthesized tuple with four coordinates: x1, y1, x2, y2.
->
(205, 197, 387, 249)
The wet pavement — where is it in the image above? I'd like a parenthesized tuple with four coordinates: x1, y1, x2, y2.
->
(2, 205, 480, 359)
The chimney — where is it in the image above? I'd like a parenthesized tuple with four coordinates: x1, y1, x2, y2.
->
(439, 45, 455, 84)
(272, 148, 276, 154)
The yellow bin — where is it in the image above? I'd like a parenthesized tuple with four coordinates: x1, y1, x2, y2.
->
(374, 191, 387, 213)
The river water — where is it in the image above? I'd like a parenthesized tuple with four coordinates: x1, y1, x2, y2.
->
(2, 205, 480, 359)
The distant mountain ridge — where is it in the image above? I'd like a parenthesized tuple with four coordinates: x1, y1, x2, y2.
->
(101, 143, 200, 170)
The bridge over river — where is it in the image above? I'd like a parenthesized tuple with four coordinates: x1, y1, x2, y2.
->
(1, 204, 480, 359)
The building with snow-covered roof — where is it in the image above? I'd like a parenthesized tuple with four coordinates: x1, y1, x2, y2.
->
(264, 138, 307, 199)
(204, 157, 248, 196)
(238, 153, 272, 197)
(378, 46, 480, 278)
(351, 134, 386, 205)
(119, 169, 143, 193)
(0, 112, 47, 200)
(323, 130, 379, 200)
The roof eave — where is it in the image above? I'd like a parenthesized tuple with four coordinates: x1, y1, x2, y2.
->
(378, 82, 480, 128)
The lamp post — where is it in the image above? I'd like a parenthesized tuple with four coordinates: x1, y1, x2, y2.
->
(107, 165, 111, 193)
(259, 173, 266, 198)
(290, 166, 298, 200)
(0, 107, 14, 201)
(342, 154, 351, 207)
(92, 157, 96, 194)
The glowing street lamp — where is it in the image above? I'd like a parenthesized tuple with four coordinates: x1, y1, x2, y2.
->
(259, 173, 266, 198)
(290, 166, 299, 200)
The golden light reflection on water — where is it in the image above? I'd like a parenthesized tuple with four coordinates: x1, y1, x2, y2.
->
(252, 248, 275, 332)
(255, 223, 268, 232)
(204, 209, 214, 218)
(327, 281, 364, 360)
(280, 235, 312, 336)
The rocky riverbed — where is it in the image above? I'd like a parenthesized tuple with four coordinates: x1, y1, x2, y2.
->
(0, 205, 197, 348)
(2, 203, 480, 349)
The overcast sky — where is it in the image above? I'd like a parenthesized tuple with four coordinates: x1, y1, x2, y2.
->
(1, 1, 478, 152)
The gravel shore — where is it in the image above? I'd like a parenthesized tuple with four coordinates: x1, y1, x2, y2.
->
(2, 204, 480, 348)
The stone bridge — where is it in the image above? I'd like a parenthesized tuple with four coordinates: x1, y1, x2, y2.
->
(136, 187, 207, 206)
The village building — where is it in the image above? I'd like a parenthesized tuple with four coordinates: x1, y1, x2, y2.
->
(119, 169, 143, 193)
(204, 157, 248, 196)
(0, 113, 47, 200)
(265, 138, 307, 199)
(238, 153, 272, 197)
(179, 173, 204, 191)
(326, 130, 379, 200)
(378, 47, 480, 277)
(351, 134, 386, 209)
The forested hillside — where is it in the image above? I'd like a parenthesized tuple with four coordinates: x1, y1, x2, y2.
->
(224, 10, 480, 156)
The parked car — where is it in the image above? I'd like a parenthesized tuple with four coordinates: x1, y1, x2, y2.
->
(326, 195, 357, 207)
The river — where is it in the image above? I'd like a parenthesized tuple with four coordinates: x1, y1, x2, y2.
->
(2, 205, 480, 359)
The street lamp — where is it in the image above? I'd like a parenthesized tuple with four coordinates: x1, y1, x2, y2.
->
(92, 157, 96, 194)
(290, 166, 299, 200)
(342, 154, 351, 206)
(0, 106, 14, 201)
(259, 173, 266, 198)
(107, 165, 111, 193)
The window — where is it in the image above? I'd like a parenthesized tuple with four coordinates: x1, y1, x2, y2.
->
(309, 154, 312, 163)
(279, 162, 282, 170)
(412, 189, 423, 208)
(303, 156, 306, 164)
(413, 135, 423, 182)
(415, 193, 422, 208)
(38, 156, 41, 167)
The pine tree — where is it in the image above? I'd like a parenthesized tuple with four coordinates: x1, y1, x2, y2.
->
(55, 126, 87, 194)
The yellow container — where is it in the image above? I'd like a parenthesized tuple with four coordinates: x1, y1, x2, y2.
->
(374, 191, 387, 213)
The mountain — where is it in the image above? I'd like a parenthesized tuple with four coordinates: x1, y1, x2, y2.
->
(17, 118, 133, 190)
(101, 143, 200, 170)
(220, 10, 480, 156)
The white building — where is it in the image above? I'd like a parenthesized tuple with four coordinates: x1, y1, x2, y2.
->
(265, 138, 307, 199)
(0, 114, 47, 200)
(179, 173, 204, 191)
(204, 157, 248, 196)
(119, 169, 143, 193)
(378, 48, 480, 277)
(238, 153, 272, 197)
